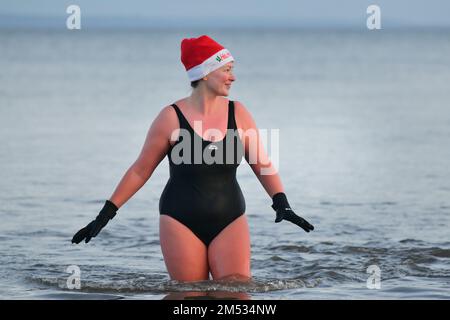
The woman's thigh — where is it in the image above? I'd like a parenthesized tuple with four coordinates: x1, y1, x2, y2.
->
(159, 214, 209, 281)
(208, 214, 251, 280)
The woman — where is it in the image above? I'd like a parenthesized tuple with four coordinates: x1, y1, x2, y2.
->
(71, 35, 314, 282)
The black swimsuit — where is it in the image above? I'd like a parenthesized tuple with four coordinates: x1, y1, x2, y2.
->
(159, 100, 246, 246)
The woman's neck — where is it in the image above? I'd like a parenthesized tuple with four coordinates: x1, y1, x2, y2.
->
(188, 87, 221, 115)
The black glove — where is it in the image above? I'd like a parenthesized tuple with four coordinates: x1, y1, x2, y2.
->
(71, 200, 118, 244)
(271, 193, 314, 233)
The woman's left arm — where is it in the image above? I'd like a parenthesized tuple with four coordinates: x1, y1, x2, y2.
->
(234, 101, 314, 232)
(234, 100, 284, 196)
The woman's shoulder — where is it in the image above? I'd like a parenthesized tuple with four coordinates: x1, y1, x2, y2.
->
(232, 100, 248, 113)
(158, 103, 177, 120)
(150, 103, 179, 134)
(232, 100, 255, 129)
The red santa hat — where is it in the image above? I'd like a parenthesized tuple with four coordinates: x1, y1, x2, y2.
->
(181, 35, 234, 82)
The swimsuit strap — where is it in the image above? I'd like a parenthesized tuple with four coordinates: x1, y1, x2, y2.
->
(227, 100, 237, 130)
(170, 104, 193, 133)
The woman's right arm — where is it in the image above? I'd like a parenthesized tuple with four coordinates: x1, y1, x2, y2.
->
(108, 106, 176, 208)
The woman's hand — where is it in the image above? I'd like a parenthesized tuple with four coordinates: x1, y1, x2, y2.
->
(272, 193, 314, 233)
(71, 200, 118, 244)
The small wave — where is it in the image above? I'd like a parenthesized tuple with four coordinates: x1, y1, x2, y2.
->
(269, 245, 311, 253)
(27, 274, 318, 294)
(113, 240, 160, 250)
(17, 201, 45, 208)
(158, 277, 319, 293)
(310, 270, 357, 283)
(27, 292, 125, 300)
(399, 239, 427, 245)
(27, 275, 163, 294)
(430, 248, 450, 258)
(319, 201, 396, 207)
(10, 229, 68, 237)
(340, 246, 388, 255)
(269, 255, 289, 262)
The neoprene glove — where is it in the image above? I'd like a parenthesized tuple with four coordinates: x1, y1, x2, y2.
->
(272, 192, 314, 233)
(71, 200, 118, 244)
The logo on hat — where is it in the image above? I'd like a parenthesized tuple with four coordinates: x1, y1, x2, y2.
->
(216, 52, 231, 62)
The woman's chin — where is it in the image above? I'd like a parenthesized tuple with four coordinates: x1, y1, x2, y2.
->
(215, 87, 230, 96)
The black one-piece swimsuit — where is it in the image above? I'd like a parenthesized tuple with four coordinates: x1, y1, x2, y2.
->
(159, 100, 246, 246)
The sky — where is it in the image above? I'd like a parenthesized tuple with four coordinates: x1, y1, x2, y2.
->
(1, 0, 450, 28)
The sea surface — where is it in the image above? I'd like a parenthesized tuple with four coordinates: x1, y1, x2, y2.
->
(1, 29, 450, 299)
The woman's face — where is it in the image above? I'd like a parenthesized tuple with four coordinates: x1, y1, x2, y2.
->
(204, 62, 235, 96)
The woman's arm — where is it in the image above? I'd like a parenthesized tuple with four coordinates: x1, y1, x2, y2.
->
(234, 101, 314, 232)
(109, 106, 176, 208)
(71, 105, 178, 244)
(234, 101, 284, 198)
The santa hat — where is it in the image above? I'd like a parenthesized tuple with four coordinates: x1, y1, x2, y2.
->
(181, 35, 234, 82)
